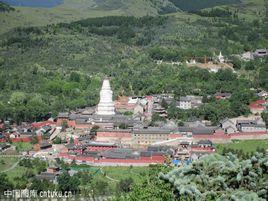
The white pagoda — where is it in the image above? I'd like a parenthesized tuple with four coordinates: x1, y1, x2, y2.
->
(218, 51, 225, 63)
(96, 79, 115, 115)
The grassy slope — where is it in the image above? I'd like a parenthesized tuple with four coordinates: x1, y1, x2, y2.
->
(168, 0, 266, 20)
(13, 142, 33, 152)
(0, 0, 265, 34)
(70, 165, 149, 193)
(0, 0, 158, 34)
(0, 157, 27, 183)
(216, 139, 268, 154)
(0, 157, 19, 170)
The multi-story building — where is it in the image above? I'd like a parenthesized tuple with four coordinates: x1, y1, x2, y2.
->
(132, 128, 171, 145)
(177, 96, 203, 110)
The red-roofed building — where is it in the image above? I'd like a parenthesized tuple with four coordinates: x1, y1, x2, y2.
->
(115, 96, 136, 112)
(249, 100, 268, 114)
(32, 121, 56, 129)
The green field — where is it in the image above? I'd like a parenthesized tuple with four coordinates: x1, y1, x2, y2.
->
(101, 166, 149, 181)
(69, 164, 150, 195)
(71, 165, 149, 182)
(0, 157, 19, 170)
(0, 157, 28, 184)
(13, 142, 33, 152)
(216, 139, 268, 154)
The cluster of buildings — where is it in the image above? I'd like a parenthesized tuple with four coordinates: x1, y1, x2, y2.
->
(0, 79, 267, 166)
(220, 116, 266, 134)
(56, 139, 216, 166)
(241, 49, 268, 61)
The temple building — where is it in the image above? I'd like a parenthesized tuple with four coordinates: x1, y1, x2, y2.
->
(57, 78, 142, 130)
(96, 79, 115, 115)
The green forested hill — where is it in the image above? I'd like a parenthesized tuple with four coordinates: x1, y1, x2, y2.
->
(1, 0, 264, 34)
(0, 0, 184, 34)
(0, 0, 267, 123)
(169, 0, 241, 11)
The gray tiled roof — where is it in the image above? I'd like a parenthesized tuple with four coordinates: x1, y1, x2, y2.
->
(197, 140, 213, 145)
(100, 148, 138, 159)
(85, 141, 117, 147)
(36, 172, 58, 181)
(133, 128, 171, 134)
(58, 112, 69, 118)
(180, 96, 192, 101)
(192, 126, 216, 135)
(178, 127, 193, 132)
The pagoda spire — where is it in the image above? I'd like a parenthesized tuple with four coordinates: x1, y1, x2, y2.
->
(96, 79, 115, 115)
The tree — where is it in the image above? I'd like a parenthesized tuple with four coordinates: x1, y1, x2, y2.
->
(69, 72, 81, 82)
(69, 137, 74, 144)
(160, 153, 268, 200)
(161, 99, 169, 109)
(61, 120, 68, 131)
(57, 172, 80, 194)
(31, 136, 39, 144)
(119, 123, 128, 129)
(261, 112, 268, 128)
(116, 178, 134, 193)
(0, 174, 13, 194)
(53, 137, 62, 144)
(91, 179, 109, 196)
(113, 165, 174, 201)
(90, 125, 100, 136)
(259, 64, 268, 90)
(30, 178, 55, 193)
(216, 69, 237, 82)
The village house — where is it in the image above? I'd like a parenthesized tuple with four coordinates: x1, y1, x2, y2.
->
(196, 140, 213, 148)
(257, 90, 268, 98)
(0, 132, 6, 142)
(221, 117, 267, 134)
(241, 51, 254, 61)
(220, 118, 238, 134)
(95, 129, 133, 145)
(152, 103, 167, 117)
(36, 167, 61, 184)
(237, 119, 266, 133)
(37, 141, 52, 150)
(215, 92, 231, 100)
(249, 100, 268, 114)
(254, 49, 268, 58)
(0, 143, 11, 152)
(177, 96, 203, 110)
(132, 128, 171, 145)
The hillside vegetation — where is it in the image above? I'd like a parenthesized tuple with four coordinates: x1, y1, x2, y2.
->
(170, 0, 241, 11)
(1, 0, 268, 123)
(0, 1, 15, 12)
(1, 0, 264, 34)
(112, 153, 268, 201)
(0, 0, 267, 124)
